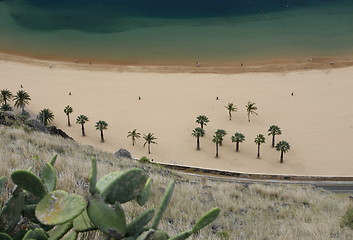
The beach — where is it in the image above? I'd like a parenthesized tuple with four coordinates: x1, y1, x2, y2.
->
(1, 54, 353, 177)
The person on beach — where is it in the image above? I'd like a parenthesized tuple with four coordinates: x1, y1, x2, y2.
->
(138, 96, 141, 100)
(20, 85, 23, 88)
(69, 92, 72, 96)
(291, 92, 294, 96)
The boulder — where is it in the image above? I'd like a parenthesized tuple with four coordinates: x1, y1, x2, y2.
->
(114, 148, 132, 159)
(46, 126, 73, 140)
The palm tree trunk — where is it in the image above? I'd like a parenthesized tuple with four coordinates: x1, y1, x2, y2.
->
(132, 137, 135, 146)
(248, 113, 250, 122)
(272, 135, 275, 148)
(257, 143, 260, 158)
(215, 143, 219, 158)
(201, 123, 203, 129)
(67, 114, 71, 126)
(21, 105, 25, 114)
(196, 136, 200, 150)
(100, 130, 104, 142)
(236, 142, 239, 152)
(81, 124, 85, 136)
(229, 111, 232, 120)
(148, 143, 151, 154)
(280, 151, 284, 163)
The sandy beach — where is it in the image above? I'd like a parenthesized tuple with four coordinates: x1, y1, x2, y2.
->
(1, 54, 353, 177)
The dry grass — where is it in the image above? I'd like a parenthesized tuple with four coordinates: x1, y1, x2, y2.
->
(1, 125, 353, 239)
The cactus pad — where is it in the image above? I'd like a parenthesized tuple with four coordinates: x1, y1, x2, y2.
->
(0, 232, 13, 240)
(36, 190, 87, 225)
(41, 163, 57, 192)
(22, 228, 48, 240)
(126, 208, 155, 236)
(73, 210, 95, 232)
(87, 198, 126, 238)
(136, 178, 152, 206)
(0, 190, 25, 232)
(11, 170, 47, 198)
(192, 208, 220, 232)
(96, 168, 148, 204)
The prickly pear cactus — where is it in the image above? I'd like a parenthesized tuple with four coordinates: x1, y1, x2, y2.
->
(11, 170, 47, 198)
(0, 176, 6, 195)
(96, 168, 148, 204)
(35, 190, 87, 225)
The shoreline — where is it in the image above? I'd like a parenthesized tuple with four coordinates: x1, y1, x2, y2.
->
(1, 51, 353, 74)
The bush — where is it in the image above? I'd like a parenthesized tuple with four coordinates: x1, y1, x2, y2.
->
(140, 156, 150, 163)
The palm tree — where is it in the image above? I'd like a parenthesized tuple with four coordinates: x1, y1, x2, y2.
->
(231, 133, 245, 152)
(276, 141, 290, 163)
(268, 125, 282, 148)
(246, 101, 258, 122)
(13, 90, 31, 113)
(225, 102, 237, 120)
(38, 108, 55, 126)
(0, 103, 12, 112)
(76, 115, 89, 136)
(196, 115, 209, 129)
(215, 129, 227, 146)
(254, 134, 266, 159)
(0, 89, 13, 105)
(143, 133, 157, 154)
(127, 129, 141, 146)
(64, 105, 73, 126)
(191, 127, 205, 150)
(95, 121, 108, 142)
(212, 133, 222, 158)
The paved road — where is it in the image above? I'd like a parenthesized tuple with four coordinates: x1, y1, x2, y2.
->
(176, 171, 353, 194)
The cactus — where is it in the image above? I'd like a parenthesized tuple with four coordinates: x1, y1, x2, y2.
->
(125, 208, 155, 236)
(41, 163, 57, 192)
(48, 222, 73, 240)
(50, 155, 58, 166)
(0, 176, 6, 195)
(0, 233, 13, 240)
(151, 181, 175, 230)
(0, 188, 25, 233)
(96, 168, 148, 204)
(1, 155, 220, 240)
(89, 158, 97, 195)
(72, 210, 95, 232)
(87, 197, 126, 238)
(36, 190, 87, 225)
(11, 170, 47, 198)
(22, 228, 48, 240)
(136, 178, 152, 206)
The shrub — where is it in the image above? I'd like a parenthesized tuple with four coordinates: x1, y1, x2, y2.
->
(341, 207, 353, 229)
(140, 156, 150, 163)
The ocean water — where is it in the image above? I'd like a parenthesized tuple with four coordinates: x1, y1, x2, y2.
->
(0, 0, 353, 65)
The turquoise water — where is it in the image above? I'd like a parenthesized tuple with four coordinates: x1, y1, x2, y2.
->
(0, 0, 353, 65)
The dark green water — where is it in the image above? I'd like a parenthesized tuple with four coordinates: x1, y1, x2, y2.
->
(0, 0, 353, 65)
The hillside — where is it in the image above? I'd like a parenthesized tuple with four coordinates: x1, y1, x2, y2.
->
(1, 125, 353, 239)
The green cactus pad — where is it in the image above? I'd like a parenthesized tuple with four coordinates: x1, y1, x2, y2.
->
(0, 176, 6, 195)
(48, 222, 73, 240)
(151, 230, 169, 240)
(136, 178, 152, 206)
(11, 170, 47, 198)
(36, 190, 87, 225)
(0, 190, 25, 232)
(168, 230, 193, 240)
(50, 155, 58, 166)
(73, 210, 95, 232)
(89, 158, 97, 195)
(126, 208, 155, 236)
(22, 228, 48, 240)
(0, 232, 13, 240)
(96, 168, 148, 204)
(41, 163, 57, 192)
(87, 198, 126, 238)
(151, 181, 175, 230)
(136, 230, 154, 240)
(192, 208, 220, 232)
